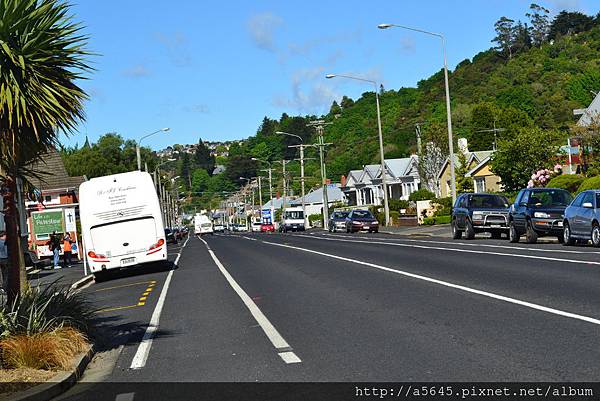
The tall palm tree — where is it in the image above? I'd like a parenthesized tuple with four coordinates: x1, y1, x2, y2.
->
(0, 0, 91, 302)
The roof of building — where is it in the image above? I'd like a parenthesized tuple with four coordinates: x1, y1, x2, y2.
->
(381, 156, 419, 179)
(578, 91, 600, 126)
(290, 184, 345, 205)
(438, 150, 495, 179)
(26, 148, 86, 191)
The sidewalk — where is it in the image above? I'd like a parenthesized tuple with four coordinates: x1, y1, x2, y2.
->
(27, 262, 90, 289)
(380, 224, 452, 238)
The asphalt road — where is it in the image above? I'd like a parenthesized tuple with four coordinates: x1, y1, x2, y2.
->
(55, 229, 600, 399)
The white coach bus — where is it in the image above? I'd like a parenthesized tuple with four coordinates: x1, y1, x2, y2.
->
(79, 171, 167, 279)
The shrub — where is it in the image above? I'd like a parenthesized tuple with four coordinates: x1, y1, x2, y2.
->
(0, 282, 96, 338)
(408, 189, 436, 202)
(1, 327, 87, 370)
(422, 215, 452, 225)
(388, 199, 410, 212)
(576, 176, 600, 193)
(432, 197, 453, 217)
(308, 214, 322, 226)
(546, 174, 585, 193)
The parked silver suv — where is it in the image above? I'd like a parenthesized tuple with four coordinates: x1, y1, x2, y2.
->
(563, 190, 600, 246)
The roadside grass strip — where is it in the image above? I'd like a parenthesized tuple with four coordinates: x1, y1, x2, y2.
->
(199, 237, 302, 365)
(255, 238, 600, 327)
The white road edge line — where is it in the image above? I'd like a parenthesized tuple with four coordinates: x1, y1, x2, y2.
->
(260, 239, 600, 327)
(199, 237, 301, 364)
(298, 233, 600, 266)
(130, 235, 190, 369)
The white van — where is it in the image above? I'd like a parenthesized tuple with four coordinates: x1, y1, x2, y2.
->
(280, 206, 305, 232)
(194, 214, 213, 235)
(79, 171, 167, 279)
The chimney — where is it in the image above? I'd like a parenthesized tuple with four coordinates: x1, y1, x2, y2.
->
(457, 138, 469, 155)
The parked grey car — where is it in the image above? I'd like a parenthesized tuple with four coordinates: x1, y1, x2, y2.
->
(563, 189, 600, 246)
(328, 211, 349, 232)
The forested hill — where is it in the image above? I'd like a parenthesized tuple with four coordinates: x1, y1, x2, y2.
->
(239, 7, 600, 181)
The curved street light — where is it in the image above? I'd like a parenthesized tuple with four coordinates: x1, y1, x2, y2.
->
(137, 127, 170, 171)
(326, 73, 389, 226)
(378, 23, 456, 202)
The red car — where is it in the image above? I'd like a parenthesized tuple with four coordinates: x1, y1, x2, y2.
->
(260, 223, 275, 233)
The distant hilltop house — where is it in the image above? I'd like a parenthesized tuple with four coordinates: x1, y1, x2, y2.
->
(156, 140, 240, 159)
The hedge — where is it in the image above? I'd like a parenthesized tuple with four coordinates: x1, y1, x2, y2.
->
(546, 174, 585, 193)
(576, 176, 600, 193)
(422, 215, 452, 225)
(408, 189, 436, 202)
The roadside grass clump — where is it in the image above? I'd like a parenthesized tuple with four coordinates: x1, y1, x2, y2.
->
(1, 327, 87, 370)
(0, 282, 95, 370)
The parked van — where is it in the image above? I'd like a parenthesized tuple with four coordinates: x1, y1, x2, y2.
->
(194, 214, 213, 235)
(280, 206, 305, 232)
(79, 171, 167, 279)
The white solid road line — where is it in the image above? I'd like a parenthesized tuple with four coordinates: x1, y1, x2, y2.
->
(130, 235, 190, 369)
(321, 232, 600, 255)
(115, 393, 135, 401)
(199, 237, 301, 365)
(260, 239, 600, 327)
(300, 233, 600, 266)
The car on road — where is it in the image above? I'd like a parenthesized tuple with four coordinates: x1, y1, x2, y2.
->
(164, 228, 177, 244)
(563, 189, 600, 246)
(251, 222, 262, 232)
(213, 224, 225, 233)
(279, 207, 305, 232)
(261, 223, 275, 233)
(346, 209, 379, 233)
(173, 228, 183, 241)
(329, 211, 349, 233)
(451, 193, 510, 240)
(508, 187, 573, 243)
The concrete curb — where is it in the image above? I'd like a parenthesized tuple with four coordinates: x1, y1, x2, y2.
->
(8, 345, 95, 401)
(70, 274, 94, 291)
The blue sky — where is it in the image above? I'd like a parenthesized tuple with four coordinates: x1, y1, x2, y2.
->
(63, 0, 597, 150)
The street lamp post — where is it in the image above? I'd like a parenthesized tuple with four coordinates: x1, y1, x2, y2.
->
(154, 158, 176, 225)
(136, 128, 170, 171)
(378, 23, 456, 203)
(276, 131, 308, 229)
(326, 74, 390, 226)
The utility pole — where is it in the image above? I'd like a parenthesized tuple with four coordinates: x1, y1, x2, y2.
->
(289, 143, 310, 229)
(257, 176, 263, 211)
(308, 120, 333, 230)
(415, 124, 422, 154)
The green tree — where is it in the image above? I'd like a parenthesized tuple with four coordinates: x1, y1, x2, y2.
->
(456, 151, 474, 193)
(329, 100, 342, 116)
(490, 127, 563, 192)
(179, 152, 191, 189)
(0, 0, 91, 301)
(526, 3, 550, 46)
(191, 168, 210, 194)
(493, 16, 516, 58)
(194, 139, 215, 175)
(548, 11, 594, 40)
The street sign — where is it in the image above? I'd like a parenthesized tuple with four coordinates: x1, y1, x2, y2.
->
(64, 208, 76, 232)
(31, 210, 64, 235)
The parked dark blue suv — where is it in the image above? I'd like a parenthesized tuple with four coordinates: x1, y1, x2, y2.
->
(508, 187, 573, 244)
(452, 193, 510, 239)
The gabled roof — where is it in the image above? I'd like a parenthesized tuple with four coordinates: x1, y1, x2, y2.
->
(290, 184, 345, 206)
(345, 170, 363, 186)
(465, 156, 491, 177)
(381, 156, 419, 179)
(438, 150, 494, 179)
(578, 91, 600, 126)
(358, 165, 379, 183)
(27, 148, 86, 191)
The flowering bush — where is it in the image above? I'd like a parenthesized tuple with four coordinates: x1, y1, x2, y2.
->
(527, 164, 563, 188)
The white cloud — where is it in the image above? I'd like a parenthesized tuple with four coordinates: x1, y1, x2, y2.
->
(155, 31, 192, 67)
(182, 104, 210, 114)
(543, 0, 582, 12)
(247, 12, 283, 52)
(122, 64, 151, 78)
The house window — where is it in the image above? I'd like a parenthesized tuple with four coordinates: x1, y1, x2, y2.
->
(474, 177, 486, 193)
(44, 195, 52, 202)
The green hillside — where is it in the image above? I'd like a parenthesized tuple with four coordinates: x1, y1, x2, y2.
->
(240, 8, 600, 183)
